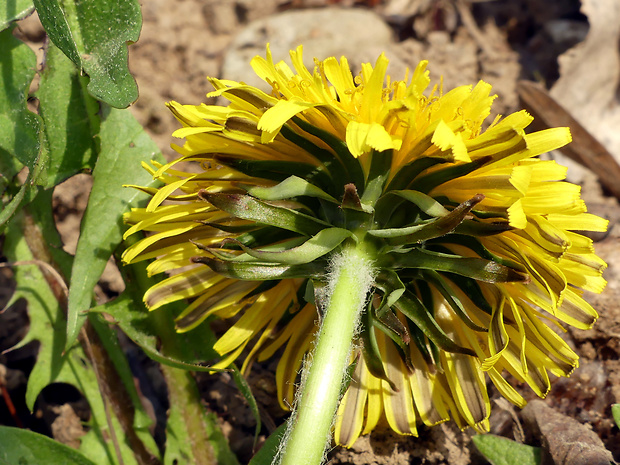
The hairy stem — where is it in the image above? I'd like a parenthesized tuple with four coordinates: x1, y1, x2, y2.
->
(277, 242, 375, 465)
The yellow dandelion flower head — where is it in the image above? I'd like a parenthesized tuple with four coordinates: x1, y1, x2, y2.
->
(122, 45, 607, 446)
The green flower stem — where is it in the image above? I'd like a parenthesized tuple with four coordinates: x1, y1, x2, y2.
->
(279, 241, 375, 465)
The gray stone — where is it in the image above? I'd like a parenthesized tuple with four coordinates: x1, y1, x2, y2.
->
(522, 400, 614, 465)
(221, 8, 404, 93)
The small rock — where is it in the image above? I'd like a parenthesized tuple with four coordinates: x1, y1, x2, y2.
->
(204, 2, 239, 35)
(522, 399, 614, 465)
(221, 8, 400, 93)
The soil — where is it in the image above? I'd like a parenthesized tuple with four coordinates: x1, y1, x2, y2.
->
(2, 0, 620, 464)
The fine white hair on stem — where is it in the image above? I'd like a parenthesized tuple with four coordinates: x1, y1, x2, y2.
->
(274, 247, 376, 465)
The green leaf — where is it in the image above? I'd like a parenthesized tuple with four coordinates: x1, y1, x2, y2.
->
(119, 243, 238, 465)
(31, 0, 80, 64)
(215, 155, 333, 190)
(91, 293, 226, 373)
(385, 157, 444, 191)
(202, 192, 331, 236)
(36, 43, 98, 188)
(0, 181, 29, 230)
(374, 270, 406, 308)
(244, 175, 338, 203)
(379, 248, 529, 284)
(369, 194, 484, 245)
(368, 219, 436, 238)
(234, 225, 298, 249)
(193, 256, 326, 281)
(229, 227, 352, 265)
(164, 404, 240, 465)
(359, 306, 396, 390)
(0, 28, 41, 168)
(248, 423, 287, 465)
(25, 189, 73, 269)
(0, 426, 97, 465)
(210, 237, 308, 262)
(391, 190, 450, 217)
(3, 230, 75, 411)
(0, 0, 33, 31)
(613, 404, 620, 429)
(0, 142, 24, 183)
(291, 116, 365, 195)
(414, 156, 492, 194)
(33, 0, 141, 108)
(230, 365, 262, 447)
(443, 273, 493, 314)
(394, 291, 475, 356)
(65, 106, 163, 352)
(371, 308, 414, 368)
(454, 219, 513, 236)
(433, 234, 525, 272)
(361, 149, 393, 204)
(3, 220, 143, 465)
(472, 434, 541, 465)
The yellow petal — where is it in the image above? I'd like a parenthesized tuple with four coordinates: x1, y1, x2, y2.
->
(146, 177, 193, 212)
(525, 127, 572, 156)
(213, 283, 292, 353)
(441, 351, 490, 427)
(556, 288, 598, 329)
(257, 98, 318, 143)
(507, 199, 527, 229)
(323, 56, 356, 108)
(377, 330, 418, 435)
(346, 121, 401, 157)
(408, 341, 450, 426)
(144, 266, 224, 310)
(546, 212, 609, 232)
(488, 368, 526, 408)
(482, 296, 509, 371)
(360, 53, 389, 122)
(361, 372, 384, 435)
(431, 120, 470, 162)
(335, 358, 368, 447)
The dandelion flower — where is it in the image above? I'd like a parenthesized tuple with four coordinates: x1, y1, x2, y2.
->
(122, 45, 607, 458)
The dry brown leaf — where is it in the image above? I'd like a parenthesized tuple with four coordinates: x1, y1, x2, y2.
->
(550, 0, 620, 163)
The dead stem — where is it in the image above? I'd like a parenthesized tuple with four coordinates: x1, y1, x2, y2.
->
(18, 210, 160, 465)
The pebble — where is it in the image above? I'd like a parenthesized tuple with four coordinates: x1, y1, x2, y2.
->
(221, 7, 406, 93)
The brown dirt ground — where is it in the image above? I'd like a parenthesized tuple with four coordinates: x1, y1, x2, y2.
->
(3, 1, 620, 464)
